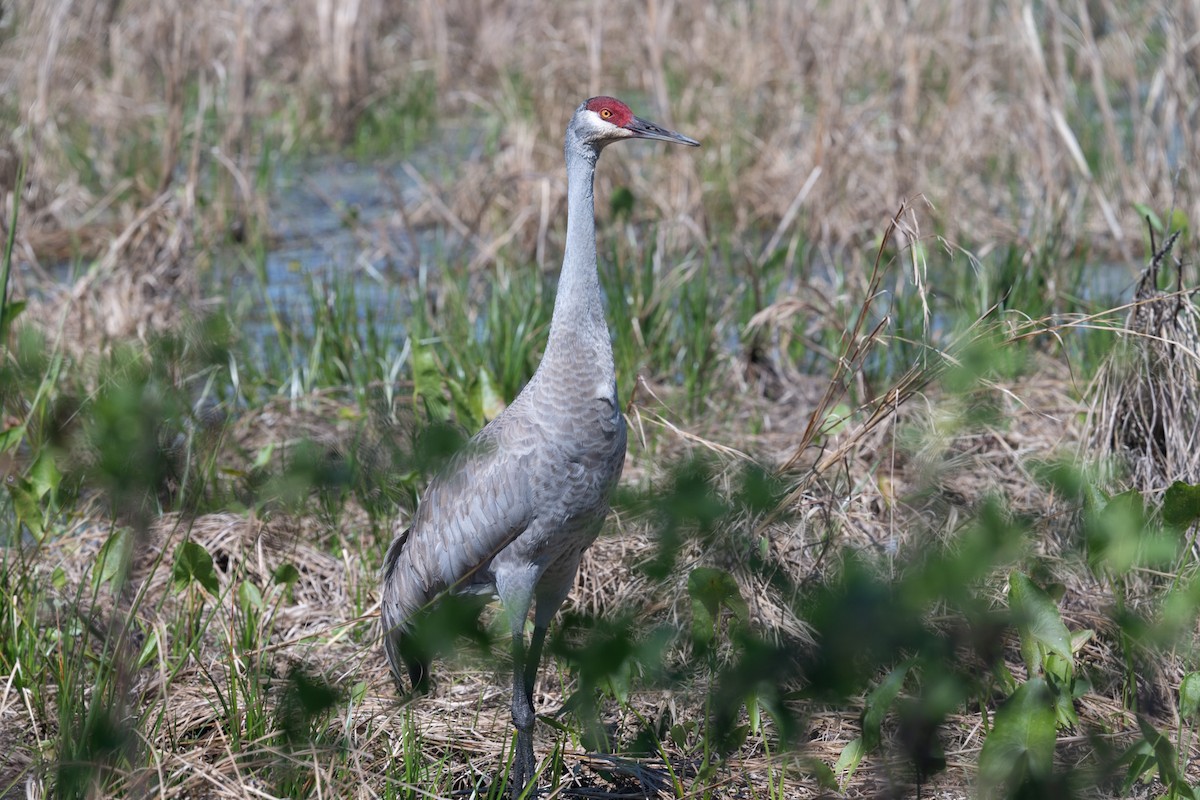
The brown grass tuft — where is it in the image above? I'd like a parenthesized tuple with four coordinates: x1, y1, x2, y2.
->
(1086, 231, 1200, 496)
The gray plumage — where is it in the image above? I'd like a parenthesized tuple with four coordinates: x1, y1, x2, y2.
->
(381, 96, 698, 796)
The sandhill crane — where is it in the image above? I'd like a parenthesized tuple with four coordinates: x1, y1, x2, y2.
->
(381, 97, 698, 794)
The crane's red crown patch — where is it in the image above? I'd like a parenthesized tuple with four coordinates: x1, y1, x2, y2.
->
(585, 96, 633, 127)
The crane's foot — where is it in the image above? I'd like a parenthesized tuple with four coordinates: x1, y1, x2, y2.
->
(510, 726, 537, 798)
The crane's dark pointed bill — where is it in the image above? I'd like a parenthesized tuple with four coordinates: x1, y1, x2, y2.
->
(627, 115, 700, 146)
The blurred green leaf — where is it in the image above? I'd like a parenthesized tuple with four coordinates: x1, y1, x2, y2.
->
(1133, 204, 1190, 241)
(804, 756, 840, 791)
(0, 423, 24, 453)
(94, 528, 132, 589)
(0, 299, 25, 342)
(1136, 716, 1194, 798)
(1009, 572, 1072, 677)
(1087, 489, 1145, 575)
(978, 677, 1056, 795)
(445, 375, 478, 429)
(1133, 202, 1163, 233)
(29, 450, 61, 501)
(1181, 672, 1200, 720)
(252, 444, 275, 470)
(273, 562, 300, 585)
(136, 629, 160, 670)
(609, 186, 635, 219)
(277, 665, 341, 746)
(6, 476, 43, 540)
(238, 580, 264, 613)
(173, 540, 219, 595)
(411, 337, 449, 423)
(1120, 738, 1157, 794)
(687, 566, 748, 646)
(1163, 480, 1200, 528)
(669, 721, 693, 750)
(863, 662, 910, 750)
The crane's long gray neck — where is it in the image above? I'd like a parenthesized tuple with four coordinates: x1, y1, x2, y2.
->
(543, 132, 613, 376)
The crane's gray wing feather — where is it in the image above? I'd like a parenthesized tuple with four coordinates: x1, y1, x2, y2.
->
(381, 419, 537, 683)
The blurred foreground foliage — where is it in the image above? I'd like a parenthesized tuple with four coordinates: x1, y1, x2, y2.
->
(2, 255, 1200, 796)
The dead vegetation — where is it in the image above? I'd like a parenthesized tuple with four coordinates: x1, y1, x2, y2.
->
(1, 1, 1197, 269)
(1087, 231, 1200, 495)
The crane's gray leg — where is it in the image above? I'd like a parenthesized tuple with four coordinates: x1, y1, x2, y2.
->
(498, 571, 538, 797)
(503, 560, 579, 797)
(510, 621, 537, 797)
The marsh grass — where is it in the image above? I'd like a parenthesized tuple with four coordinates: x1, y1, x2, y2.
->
(5, 217, 1200, 798)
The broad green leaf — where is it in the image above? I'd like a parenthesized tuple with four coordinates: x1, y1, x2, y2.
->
(834, 736, 865, 780)
(1120, 738, 1157, 794)
(863, 662, 909, 750)
(978, 677, 1057, 796)
(1163, 480, 1200, 528)
(238, 580, 264, 613)
(669, 722, 693, 750)
(1137, 716, 1191, 795)
(0, 423, 25, 453)
(1181, 672, 1200, 720)
(6, 476, 43, 540)
(136, 629, 160, 669)
(805, 756, 840, 791)
(29, 450, 61, 500)
(1009, 572, 1073, 675)
(173, 540, 219, 594)
(252, 443, 275, 470)
(94, 528, 132, 589)
(1044, 651, 1072, 685)
(0, 299, 26, 341)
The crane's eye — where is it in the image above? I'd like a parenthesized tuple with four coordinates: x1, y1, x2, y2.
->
(600, 108, 612, 119)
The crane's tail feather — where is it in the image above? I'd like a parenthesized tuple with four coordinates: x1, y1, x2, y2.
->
(381, 526, 431, 694)
(382, 620, 431, 695)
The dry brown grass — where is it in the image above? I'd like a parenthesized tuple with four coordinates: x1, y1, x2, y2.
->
(1086, 231, 1200, 496)
(2, 1, 1196, 270)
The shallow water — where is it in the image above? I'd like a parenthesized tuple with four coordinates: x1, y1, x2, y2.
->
(209, 137, 1143, 370)
(210, 128, 486, 362)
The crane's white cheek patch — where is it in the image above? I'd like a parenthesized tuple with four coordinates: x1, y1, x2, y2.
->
(595, 382, 615, 404)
